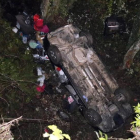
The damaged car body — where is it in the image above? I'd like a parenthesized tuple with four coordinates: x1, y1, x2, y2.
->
(46, 24, 133, 132)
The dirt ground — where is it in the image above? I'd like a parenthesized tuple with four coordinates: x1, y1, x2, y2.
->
(7, 17, 138, 140)
(10, 66, 137, 140)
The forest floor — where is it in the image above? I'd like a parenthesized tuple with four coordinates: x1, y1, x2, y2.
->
(10, 17, 138, 140)
(1, 1, 140, 140)
(11, 63, 137, 140)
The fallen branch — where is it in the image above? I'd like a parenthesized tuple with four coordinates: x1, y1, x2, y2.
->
(123, 39, 140, 69)
(0, 117, 49, 123)
(0, 116, 22, 140)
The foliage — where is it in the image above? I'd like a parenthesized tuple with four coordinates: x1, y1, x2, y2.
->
(41, 0, 77, 22)
(43, 125, 71, 140)
(95, 131, 108, 140)
(131, 113, 140, 127)
(131, 103, 140, 127)
(128, 103, 140, 140)
(133, 103, 140, 114)
(58, 0, 77, 17)
(67, 0, 140, 89)
(0, 8, 38, 117)
(106, 0, 113, 16)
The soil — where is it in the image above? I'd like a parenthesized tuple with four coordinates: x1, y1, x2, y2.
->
(10, 71, 99, 140)
(10, 67, 137, 140)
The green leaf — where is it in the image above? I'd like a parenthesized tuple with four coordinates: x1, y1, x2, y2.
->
(52, 131, 63, 140)
(99, 130, 103, 137)
(48, 125, 62, 134)
(133, 103, 140, 114)
(63, 134, 71, 140)
(99, 138, 106, 140)
(105, 134, 108, 140)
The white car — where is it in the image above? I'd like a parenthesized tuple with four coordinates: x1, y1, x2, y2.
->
(46, 24, 132, 132)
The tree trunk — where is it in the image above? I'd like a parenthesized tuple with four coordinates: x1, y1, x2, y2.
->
(123, 39, 140, 69)
(123, 4, 140, 69)
(40, 0, 76, 22)
(40, 0, 61, 22)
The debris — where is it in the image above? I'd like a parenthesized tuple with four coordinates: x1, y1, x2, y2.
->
(55, 86, 62, 93)
(0, 116, 22, 140)
(36, 67, 46, 86)
(57, 110, 71, 122)
(104, 15, 126, 35)
(36, 84, 46, 92)
(37, 74, 45, 86)
(16, 14, 34, 34)
(36, 41, 43, 49)
(12, 27, 18, 33)
(16, 22, 20, 29)
(39, 25, 49, 33)
(68, 96, 74, 104)
(22, 35, 28, 44)
(37, 67, 43, 76)
(29, 40, 40, 49)
(36, 31, 44, 45)
(55, 67, 68, 83)
(45, 108, 48, 111)
(33, 14, 49, 33)
(35, 107, 40, 111)
(83, 95, 88, 102)
(33, 54, 49, 61)
(34, 18, 44, 31)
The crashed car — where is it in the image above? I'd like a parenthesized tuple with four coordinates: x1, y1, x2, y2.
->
(46, 24, 132, 132)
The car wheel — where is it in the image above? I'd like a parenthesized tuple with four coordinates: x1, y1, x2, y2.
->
(79, 31, 93, 46)
(47, 45, 62, 65)
(114, 88, 131, 103)
(84, 109, 102, 126)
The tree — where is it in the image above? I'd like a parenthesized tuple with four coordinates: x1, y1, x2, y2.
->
(0, 7, 38, 116)
(40, 0, 77, 22)
(123, 3, 140, 69)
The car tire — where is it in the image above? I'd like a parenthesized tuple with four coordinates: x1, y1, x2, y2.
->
(114, 88, 131, 103)
(84, 109, 102, 126)
(47, 45, 62, 65)
(79, 31, 93, 46)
